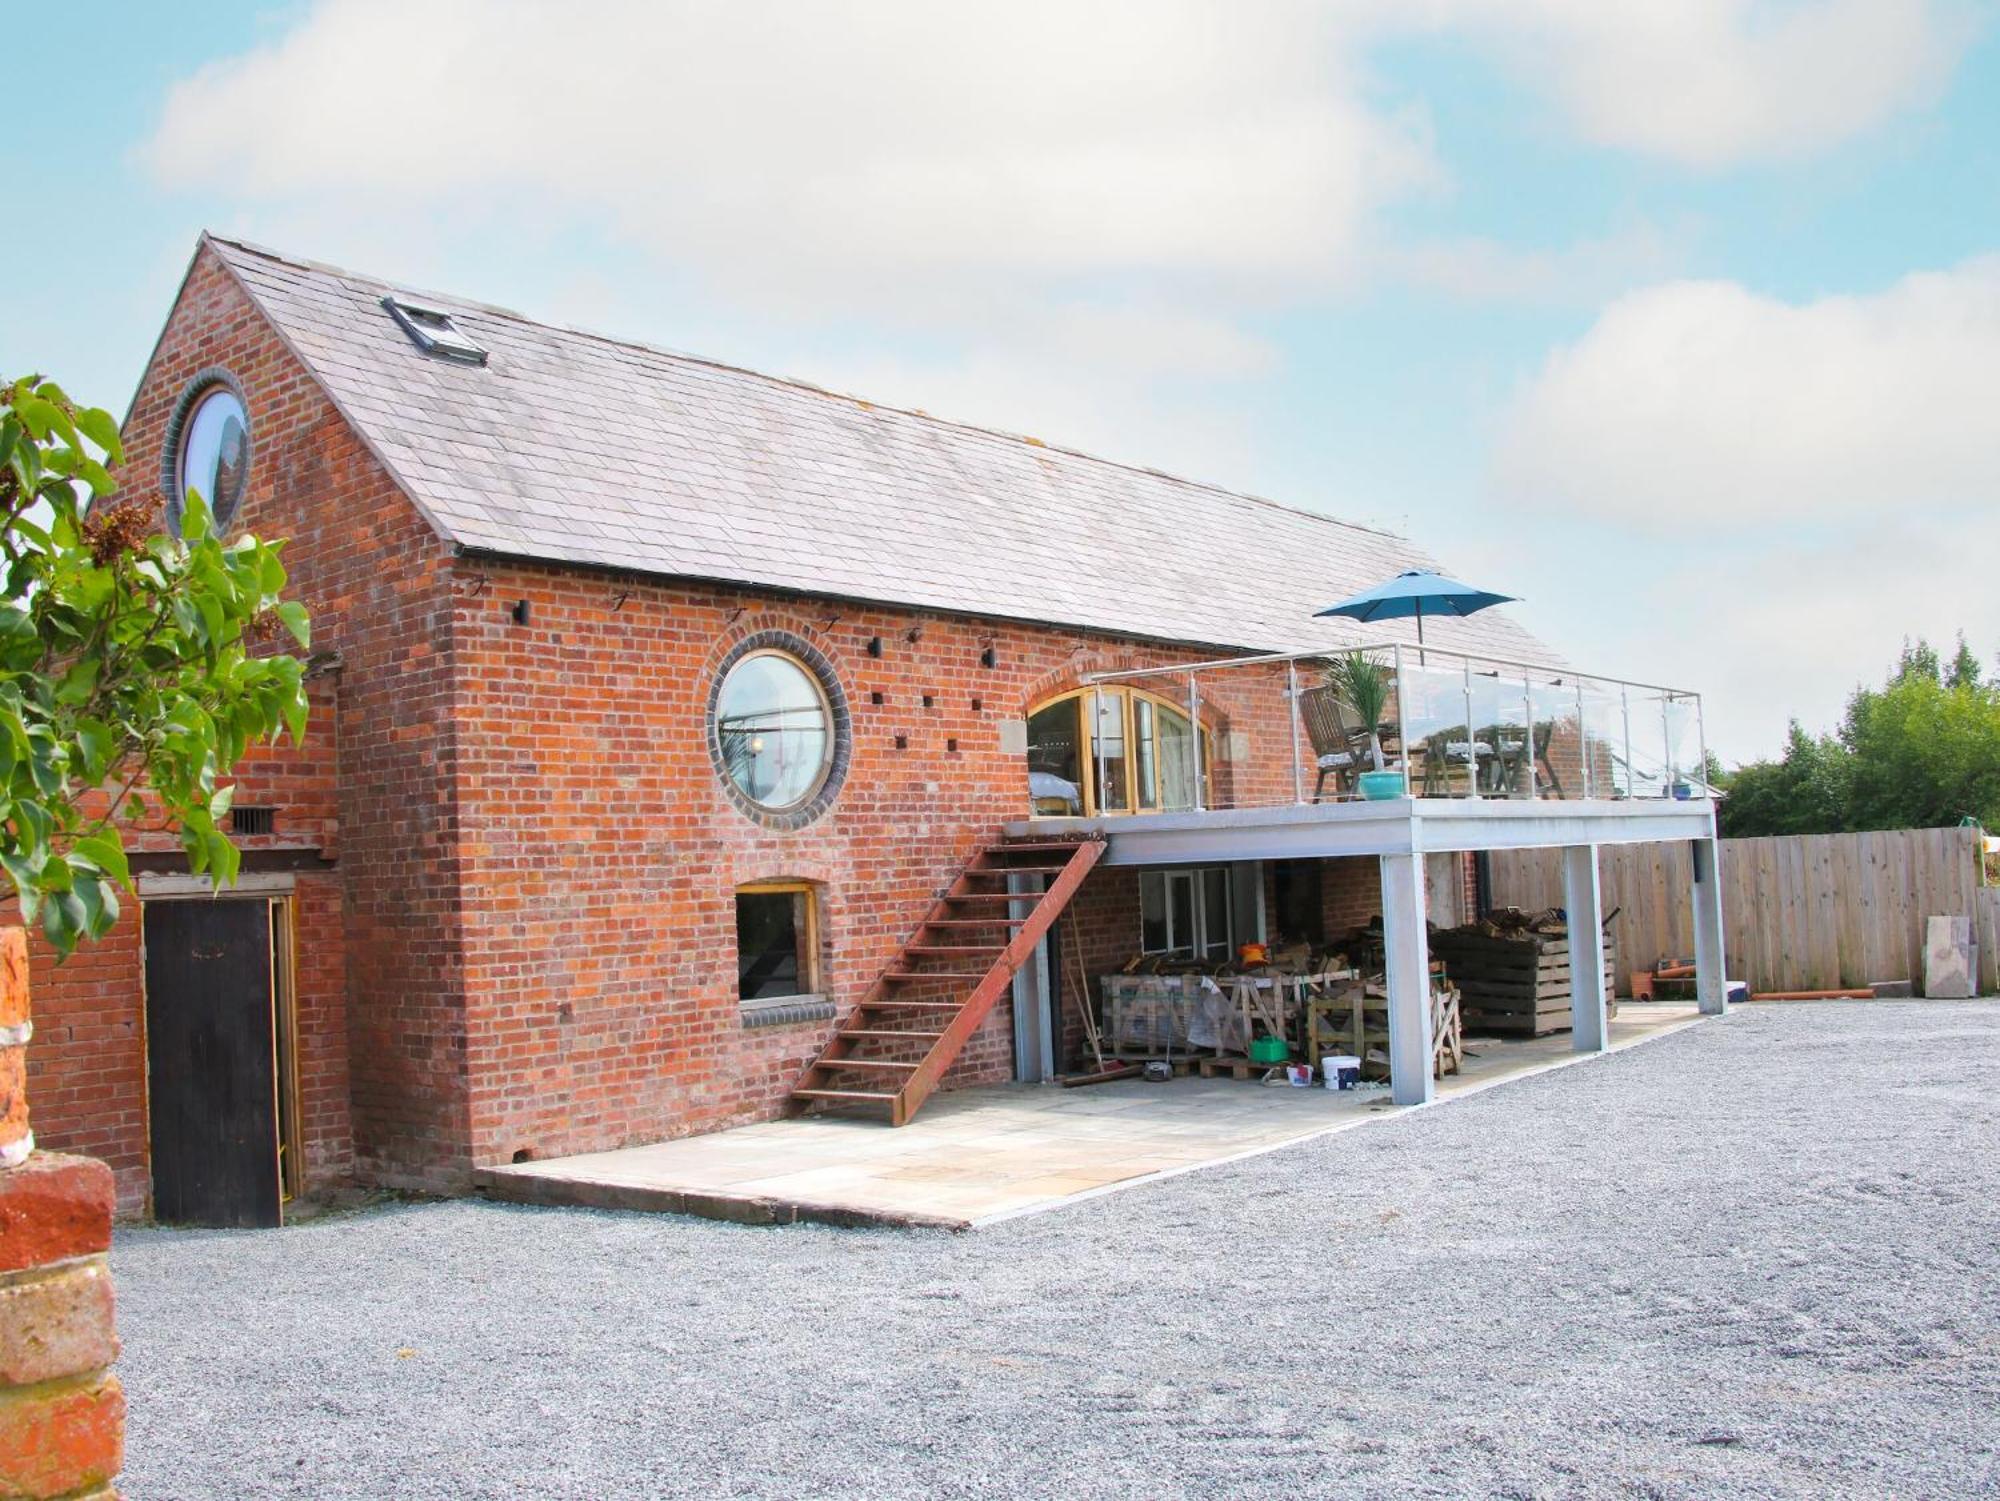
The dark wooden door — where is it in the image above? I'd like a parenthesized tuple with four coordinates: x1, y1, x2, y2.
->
(143, 899, 281, 1228)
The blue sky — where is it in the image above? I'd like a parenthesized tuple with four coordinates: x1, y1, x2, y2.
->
(8, 1, 1999, 762)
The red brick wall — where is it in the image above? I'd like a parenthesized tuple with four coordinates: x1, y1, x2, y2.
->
(21, 236, 1516, 1199)
(447, 567, 1286, 1163)
(22, 924, 145, 1201)
(25, 241, 471, 1202)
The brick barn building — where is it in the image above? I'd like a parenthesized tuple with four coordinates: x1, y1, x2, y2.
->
(28, 236, 1723, 1223)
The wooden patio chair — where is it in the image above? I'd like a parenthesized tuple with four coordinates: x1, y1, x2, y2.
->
(1420, 734, 1492, 796)
(1532, 720, 1565, 798)
(1481, 724, 1529, 794)
(1298, 684, 1367, 801)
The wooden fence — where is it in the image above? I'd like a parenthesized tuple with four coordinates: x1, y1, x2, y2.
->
(1489, 826, 1994, 995)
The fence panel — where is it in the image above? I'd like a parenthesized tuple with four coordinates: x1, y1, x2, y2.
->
(1489, 826, 1986, 995)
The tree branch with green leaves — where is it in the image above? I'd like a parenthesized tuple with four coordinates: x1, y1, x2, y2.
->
(0, 375, 310, 954)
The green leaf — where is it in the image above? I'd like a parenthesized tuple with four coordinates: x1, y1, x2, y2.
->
(75, 457, 115, 497)
(15, 396, 59, 442)
(72, 406, 123, 463)
(179, 488, 212, 543)
(73, 719, 114, 781)
(41, 891, 76, 954)
(73, 831, 130, 891)
(275, 600, 311, 649)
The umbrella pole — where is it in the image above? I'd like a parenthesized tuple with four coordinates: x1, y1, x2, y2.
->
(1416, 602, 1425, 667)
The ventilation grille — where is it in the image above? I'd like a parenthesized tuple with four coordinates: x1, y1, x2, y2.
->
(230, 806, 277, 836)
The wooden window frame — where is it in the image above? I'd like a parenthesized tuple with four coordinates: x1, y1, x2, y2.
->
(1027, 686, 1212, 818)
(735, 880, 822, 1010)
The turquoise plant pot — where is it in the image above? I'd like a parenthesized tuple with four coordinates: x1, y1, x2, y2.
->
(1358, 770, 1406, 800)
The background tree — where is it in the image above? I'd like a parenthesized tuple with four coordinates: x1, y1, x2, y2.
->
(0, 376, 309, 953)
(1714, 722, 1851, 837)
(1719, 635, 2000, 838)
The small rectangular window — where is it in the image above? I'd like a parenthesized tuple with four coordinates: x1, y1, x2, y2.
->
(736, 883, 818, 1005)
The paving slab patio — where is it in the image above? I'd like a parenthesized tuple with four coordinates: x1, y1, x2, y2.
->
(475, 1001, 1702, 1228)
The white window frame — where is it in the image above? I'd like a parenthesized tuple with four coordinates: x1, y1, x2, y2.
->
(1139, 866, 1234, 960)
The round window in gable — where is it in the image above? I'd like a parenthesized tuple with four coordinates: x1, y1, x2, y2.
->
(707, 635, 850, 828)
(161, 371, 251, 535)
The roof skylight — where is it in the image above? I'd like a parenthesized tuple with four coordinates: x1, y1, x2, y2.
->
(381, 295, 488, 365)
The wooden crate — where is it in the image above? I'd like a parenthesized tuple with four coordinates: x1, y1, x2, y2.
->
(1100, 974, 1203, 1054)
(1430, 929, 1618, 1037)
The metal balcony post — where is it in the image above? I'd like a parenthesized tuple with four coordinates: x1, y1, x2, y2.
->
(1393, 645, 1410, 797)
(1189, 672, 1204, 812)
(1091, 683, 1108, 818)
(1620, 683, 1634, 801)
(1521, 672, 1537, 800)
(1696, 696, 1711, 796)
(1287, 659, 1304, 805)
(1577, 679, 1592, 800)
(1463, 657, 1479, 800)
(1662, 696, 1675, 798)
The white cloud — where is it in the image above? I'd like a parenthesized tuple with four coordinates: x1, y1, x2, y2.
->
(1384, 0, 1969, 166)
(137, 0, 1990, 762)
(138, 0, 1977, 394)
(1387, 222, 1684, 305)
(1494, 260, 2000, 528)
(1486, 259, 2000, 759)
(145, 0, 1430, 307)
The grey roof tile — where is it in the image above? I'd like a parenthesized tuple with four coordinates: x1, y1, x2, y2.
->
(209, 234, 1553, 663)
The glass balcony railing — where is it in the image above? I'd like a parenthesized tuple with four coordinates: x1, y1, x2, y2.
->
(1054, 644, 1710, 816)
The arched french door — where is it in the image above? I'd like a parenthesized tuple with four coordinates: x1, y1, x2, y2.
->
(1025, 686, 1211, 817)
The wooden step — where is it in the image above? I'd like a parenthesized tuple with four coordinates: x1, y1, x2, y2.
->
(790, 832, 1106, 1128)
(813, 1057, 921, 1072)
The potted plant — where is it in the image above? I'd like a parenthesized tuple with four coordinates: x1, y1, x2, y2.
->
(1330, 652, 1404, 799)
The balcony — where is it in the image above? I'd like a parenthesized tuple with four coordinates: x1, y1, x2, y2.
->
(1006, 642, 1732, 1110)
(1010, 642, 1719, 863)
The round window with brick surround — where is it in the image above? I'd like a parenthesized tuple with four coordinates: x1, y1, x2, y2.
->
(707, 634, 850, 828)
(161, 370, 252, 535)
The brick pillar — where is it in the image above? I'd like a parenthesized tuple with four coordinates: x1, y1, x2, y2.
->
(0, 927, 124, 1501)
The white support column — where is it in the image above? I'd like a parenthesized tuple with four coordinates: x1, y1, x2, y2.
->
(1380, 853, 1435, 1106)
(1562, 845, 1608, 1053)
(1691, 836, 1729, 1016)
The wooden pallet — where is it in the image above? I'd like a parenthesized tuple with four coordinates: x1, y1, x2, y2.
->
(1194, 1054, 1286, 1080)
(1102, 1053, 1200, 1076)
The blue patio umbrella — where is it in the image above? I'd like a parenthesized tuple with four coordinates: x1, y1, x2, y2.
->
(1314, 569, 1517, 656)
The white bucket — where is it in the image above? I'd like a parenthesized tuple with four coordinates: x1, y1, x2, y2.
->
(1322, 1055, 1361, 1090)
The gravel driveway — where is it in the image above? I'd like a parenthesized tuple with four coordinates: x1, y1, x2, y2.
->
(112, 1002, 2000, 1499)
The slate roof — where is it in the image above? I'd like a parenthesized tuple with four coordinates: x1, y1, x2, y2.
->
(205, 234, 1553, 663)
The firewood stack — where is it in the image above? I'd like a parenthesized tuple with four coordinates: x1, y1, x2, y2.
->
(1430, 910, 1618, 1037)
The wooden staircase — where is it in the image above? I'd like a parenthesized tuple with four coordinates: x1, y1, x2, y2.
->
(790, 835, 1107, 1125)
